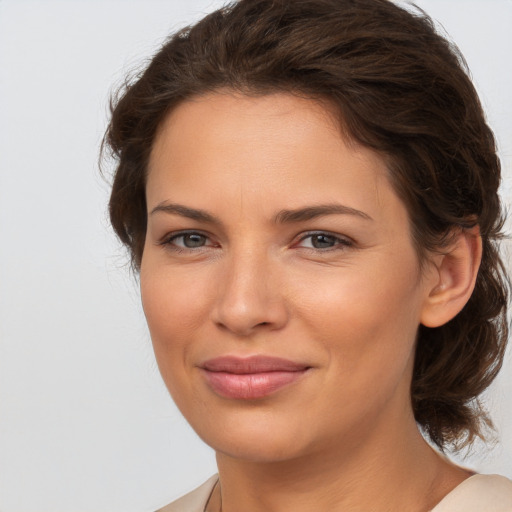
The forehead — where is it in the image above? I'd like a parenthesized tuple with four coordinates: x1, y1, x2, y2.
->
(146, 91, 407, 229)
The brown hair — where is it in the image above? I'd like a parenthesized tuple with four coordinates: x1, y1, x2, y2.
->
(103, 0, 509, 451)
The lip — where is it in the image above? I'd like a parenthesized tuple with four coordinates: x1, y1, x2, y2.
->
(199, 355, 311, 400)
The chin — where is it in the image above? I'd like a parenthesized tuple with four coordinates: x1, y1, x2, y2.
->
(208, 433, 307, 463)
(189, 409, 316, 463)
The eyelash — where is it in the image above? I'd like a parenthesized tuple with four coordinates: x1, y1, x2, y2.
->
(159, 231, 216, 253)
(159, 230, 354, 253)
(295, 231, 354, 251)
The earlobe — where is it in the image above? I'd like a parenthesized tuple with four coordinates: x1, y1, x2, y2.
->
(420, 226, 482, 328)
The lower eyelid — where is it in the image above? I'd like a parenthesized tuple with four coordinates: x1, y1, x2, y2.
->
(160, 230, 219, 250)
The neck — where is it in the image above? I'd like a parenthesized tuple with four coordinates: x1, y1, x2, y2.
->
(211, 406, 470, 512)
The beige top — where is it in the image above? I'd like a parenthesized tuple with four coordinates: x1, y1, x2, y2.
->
(156, 473, 512, 512)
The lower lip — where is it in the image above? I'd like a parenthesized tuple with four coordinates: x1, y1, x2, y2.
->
(201, 369, 308, 399)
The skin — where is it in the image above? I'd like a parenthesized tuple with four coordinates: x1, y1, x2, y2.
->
(141, 91, 479, 511)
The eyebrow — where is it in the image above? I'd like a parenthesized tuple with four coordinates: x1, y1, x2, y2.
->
(150, 202, 373, 223)
(150, 203, 220, 223)
(274, 204, 372, 223)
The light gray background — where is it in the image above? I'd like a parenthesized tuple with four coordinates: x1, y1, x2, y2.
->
(0, 1, 511, 511)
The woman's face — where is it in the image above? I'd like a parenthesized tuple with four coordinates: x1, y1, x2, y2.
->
(141, 92, 437, 462)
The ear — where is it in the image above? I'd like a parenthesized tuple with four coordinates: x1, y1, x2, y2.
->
(420, 226, 482, 328)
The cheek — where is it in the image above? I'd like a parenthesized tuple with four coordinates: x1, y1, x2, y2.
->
(141, 260, 211, 336)
(292, 257, 423, 379)
(139, 262, 213, 392)
(295, 269, 423, 434)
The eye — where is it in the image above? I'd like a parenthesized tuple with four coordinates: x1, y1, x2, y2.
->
(296, 232, 353, 250)
(161, 231, 215, 250)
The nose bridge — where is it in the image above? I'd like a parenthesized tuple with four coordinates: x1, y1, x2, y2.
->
(212, 240, 288, 336)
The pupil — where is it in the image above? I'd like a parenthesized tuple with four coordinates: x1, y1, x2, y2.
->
(312, 234, 335, 249)
(184, 234, 205, 248)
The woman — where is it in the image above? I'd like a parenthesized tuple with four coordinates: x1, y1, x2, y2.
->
(103, 0, 512, 510)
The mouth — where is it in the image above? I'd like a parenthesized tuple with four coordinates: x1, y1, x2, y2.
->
(199, 355, 311, 400)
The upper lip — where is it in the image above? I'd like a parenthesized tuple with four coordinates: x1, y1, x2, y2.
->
(200, 355, 310, 374)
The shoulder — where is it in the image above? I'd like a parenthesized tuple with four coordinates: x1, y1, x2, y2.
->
(432, 474, 512, 512)
(155, 475, 218, 512)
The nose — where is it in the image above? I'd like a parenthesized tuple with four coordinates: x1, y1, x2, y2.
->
(211, 249, 289, 337)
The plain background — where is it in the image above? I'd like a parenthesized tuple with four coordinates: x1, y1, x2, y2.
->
(0, 1, 511, 511)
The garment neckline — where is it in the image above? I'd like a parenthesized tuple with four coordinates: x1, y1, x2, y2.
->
(202, 473, 512, 512)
